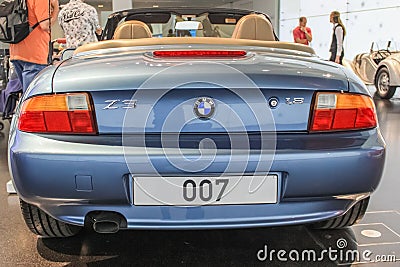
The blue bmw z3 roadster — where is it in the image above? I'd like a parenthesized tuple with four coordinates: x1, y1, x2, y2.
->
(8, 8, 385, 237)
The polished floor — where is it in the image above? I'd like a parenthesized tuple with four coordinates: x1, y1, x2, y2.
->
(0, 86, 399, 266)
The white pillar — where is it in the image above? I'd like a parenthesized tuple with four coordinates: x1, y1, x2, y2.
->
(112, 0, 132, 12)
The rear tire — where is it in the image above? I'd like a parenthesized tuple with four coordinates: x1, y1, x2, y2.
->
(311, 197, 369, 229)
(20, 199, 81, 238)
(375, 67, 396, 99)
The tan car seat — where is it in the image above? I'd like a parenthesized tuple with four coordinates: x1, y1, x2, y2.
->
(232, 14, 275, 41)
(113, 20, 152, 39)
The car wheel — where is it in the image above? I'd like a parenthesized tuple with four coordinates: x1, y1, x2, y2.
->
(375, 67, 396, 99)
(20, 199, 81, 238)
(311, 197, 369, 229)
(0, 122, 4, 131)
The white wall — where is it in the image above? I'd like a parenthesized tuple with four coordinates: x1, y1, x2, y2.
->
(280, 0, 400, 60)
(112, 0, 132, 11)
(219, 0, 253, 10)
(101, 11, 113, 27)
(253, 0, 279, 33)
(218, 0, 279, 32)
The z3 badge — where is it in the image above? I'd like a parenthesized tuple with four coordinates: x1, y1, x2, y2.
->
(103, 99, 138, 110)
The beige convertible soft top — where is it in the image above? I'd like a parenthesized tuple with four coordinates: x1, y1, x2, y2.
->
(74, 37, 315, 55)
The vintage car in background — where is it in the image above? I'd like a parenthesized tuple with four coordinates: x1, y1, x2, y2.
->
(350, 41, 400, 99)
(8, 8, 385, 238)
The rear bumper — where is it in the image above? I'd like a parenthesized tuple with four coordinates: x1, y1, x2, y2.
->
(9, 129, 385, 228)
(50, 194, 369, 229)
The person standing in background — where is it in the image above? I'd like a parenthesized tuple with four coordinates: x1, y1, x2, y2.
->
(10, 0, 59, 93)
(293, 17, 312, 45)
(58, 0, 102, 49)
(329, 11, 346, 65)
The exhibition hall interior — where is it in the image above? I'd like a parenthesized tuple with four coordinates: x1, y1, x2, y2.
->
(0, 0, 399, 265)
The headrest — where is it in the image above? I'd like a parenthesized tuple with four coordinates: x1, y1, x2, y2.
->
(113, 20, 152, 39)
(232, 14, 275, 41)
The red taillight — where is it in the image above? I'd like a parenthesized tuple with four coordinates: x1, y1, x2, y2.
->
(310, 92, 377, 132)
(153, 50, 247, 58)
(18, 93, 97, 134)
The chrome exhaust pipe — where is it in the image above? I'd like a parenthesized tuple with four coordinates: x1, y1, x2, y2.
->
(93, 220, 120, 234)
(90, 212, 125, 234)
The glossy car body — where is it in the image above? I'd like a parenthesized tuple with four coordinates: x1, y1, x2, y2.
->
(350, 41, 400, 99)
(8, 8, 385, 236)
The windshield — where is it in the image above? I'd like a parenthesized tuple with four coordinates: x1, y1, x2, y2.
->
(101, 9, 275, 41)
(371, 41, 400, 53)
(138, 14, 235, 38)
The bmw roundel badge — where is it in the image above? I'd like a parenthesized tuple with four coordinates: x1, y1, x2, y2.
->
(194, 97, 215, 119)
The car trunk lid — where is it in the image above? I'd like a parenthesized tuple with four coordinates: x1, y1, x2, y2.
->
(53, 48, 349, 133)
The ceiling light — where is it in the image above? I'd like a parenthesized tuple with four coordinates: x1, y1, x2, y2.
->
(153, 5, 159, 7)
(98, 4, 104, 8)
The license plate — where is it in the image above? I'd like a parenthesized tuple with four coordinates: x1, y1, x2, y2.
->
(133, 175, 278, 206)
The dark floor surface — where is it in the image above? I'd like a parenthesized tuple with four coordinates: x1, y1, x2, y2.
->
(0, 87, 399, 266)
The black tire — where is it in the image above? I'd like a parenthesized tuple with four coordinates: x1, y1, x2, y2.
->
(20, 199, 81, 238)
(375, 67, 397, 99)
(0, 122, 4, 131)
(311, 197, 370, 229)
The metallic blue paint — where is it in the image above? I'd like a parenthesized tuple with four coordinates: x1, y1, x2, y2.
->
(91, 88, 315, 133)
